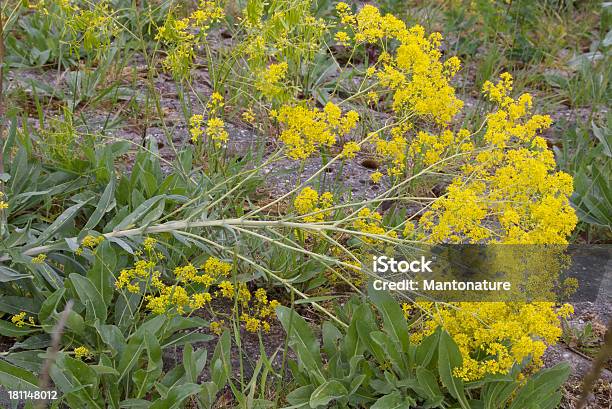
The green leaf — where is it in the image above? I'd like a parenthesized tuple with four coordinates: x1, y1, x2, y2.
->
(370, 391, 404, 409)
(0, 265, 33, 282)
(34, 201, 88, 245)
(322, 321, 342, 359)
(0, 358, 40, 390)
(438, 331, 470, 409)
(87, 240, 117, 304)
(309, 380, 348, 408)
(415, 329, 440, 367)
(354, 304, 386, 364)
(84, 178, 116, 230)
(38, 288, 65, 323)
(508, 363, 570, 409)
(148, 383, 202, 409)
(113, 195, 165, 231)
(183, 344, 196, 383)
(285, 385, 314, 406)
(94, 322, 126, 357)
(276, 306, 323, 373)
(211, 330, 231, 390)
(0, 321, 38, 337)
(133, 331, 163, 398)
(4, 350, 45, 373)
(369, 285, 410, 354)
(90, 365, 120, 377)
(118, 335, 145, 383)
(69, 274, 107, 324)
(416, 366, 441, 400)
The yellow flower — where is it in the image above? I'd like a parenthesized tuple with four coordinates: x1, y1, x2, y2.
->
(202, 257, 232, 277)
(341, 142, 360, 159)
(218, 281, 235, 298)
(210, 320, 224, 335)
(74, 346, 92, 360)
(354, 208, 397, 244)
(32, 254, 47, 264)
(0, 201, 8, 210)
(335, 31, 350, 45)
(206, 117, 229, 146)
(294, 187, 334, 222)
(276, 103, 359, 160)
(81, 235, 104, 249)
(370, 171, 383, 183)
(242, 109, 256, 124)
(11, 312, 26, 327)
(241, 313, 261, 333)
(189, 114, 204, 143)
(143, 237, 157, 251)
(189, 293, 212, 309)
(256, 62, 289, 100)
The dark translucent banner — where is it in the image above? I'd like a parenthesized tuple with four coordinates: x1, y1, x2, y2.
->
(362, 245, 611, 302)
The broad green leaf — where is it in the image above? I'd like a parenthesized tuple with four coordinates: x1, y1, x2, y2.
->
(0, 265, 33, 282)
(370, 391, 404, 409)
(415, 329, 440, 367)
(276, 306, 323, 370)
(0, 320, 38, 337)
(285, 385, 314, 406)
(369, 285, 411, 354)
(113, 195, 165, 231)
(508, 363, 570, 409)
(0, 358, 40, 390)
(84, 178, 116, 230)
(118, 335, 145, 383)
(211, 330, 231, 390)
(416, 366, 442, 400)
(38, 288, 65, 323)
(148, 383, 202, 409)
(34, 201, 89, 245)
(69, 274, 107, 324)
(309, 380, 348, 408)
(438, 330, 470, 409)
(94, 322, 126, 357)
(87, 240, 116, 304)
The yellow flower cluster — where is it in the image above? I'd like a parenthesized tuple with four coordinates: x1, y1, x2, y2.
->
(354, 208, 397, 244)
(210, 320, 225, 335)
(340, 141, 360, 159)
(294, 187, 334, 222)
(156, 1, 224, 79)
(74, 346, 92, 360)
(239, 288, 281, 333)
(409, 129, 472, 167)
(189, 115, 204, 142)
(32, 0, 116, 55)
(190, 93, 228, 147)
(66, 1, 115, 53)
(371, 125, 410, 177)
(81, 235, 104, 249)
(143, 256, 233, 315)
(209, 281, 281, 334)
(256, 62, 289, 100)
(410, 302, 574, 381)
(0, 192, 8, 210)
(31, 254, 47, 264)
(420, 74, 577, 244)
(11, 312, 26, 327)
(337, 4, 463, 125)
(275, 102, 359, 159)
